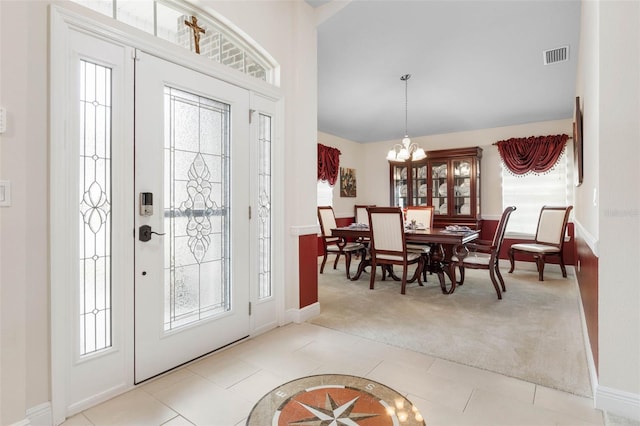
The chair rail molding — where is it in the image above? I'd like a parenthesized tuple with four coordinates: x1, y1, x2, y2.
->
(574, 219, 599, 257)
(290, 224, 320, 236)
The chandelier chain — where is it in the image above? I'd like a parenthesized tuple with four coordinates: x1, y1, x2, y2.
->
(401, 74, 410, 136)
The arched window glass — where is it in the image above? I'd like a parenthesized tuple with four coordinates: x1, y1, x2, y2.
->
(72, 0, 276, 84)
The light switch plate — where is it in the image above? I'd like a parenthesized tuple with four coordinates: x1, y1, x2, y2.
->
(0, 181, 11, 207)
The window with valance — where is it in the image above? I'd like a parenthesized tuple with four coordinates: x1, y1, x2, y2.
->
(317, 143, 341, 185)
(496, 134, 569, 175)
(498, 134, 573, 235)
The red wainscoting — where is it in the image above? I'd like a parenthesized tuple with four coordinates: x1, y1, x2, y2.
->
(576, 235, 599, 374)
(299, 233, 318, 308)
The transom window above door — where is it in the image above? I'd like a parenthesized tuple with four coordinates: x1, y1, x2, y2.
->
(70, 0, 277, 84)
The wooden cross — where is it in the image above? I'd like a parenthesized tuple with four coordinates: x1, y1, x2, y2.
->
(184, 16, 206, 54)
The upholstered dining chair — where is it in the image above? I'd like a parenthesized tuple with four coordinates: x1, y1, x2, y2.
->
(404, 206, 435, 280)
(508, 205, 573, 281)
(317, 206, 365, 279)
(367, 207, 423, 294)
(451, 206, 516, 299)
(354, 204, 376, 245)
(354, 204, 376, 226)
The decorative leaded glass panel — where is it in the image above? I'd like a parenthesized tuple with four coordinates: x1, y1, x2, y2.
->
(116, 0, 154, 35)
(164, 86, 231, 331)
(258, 113, 272, 299)
(70, 0, 272, 83)
(79, 60, 112, 356)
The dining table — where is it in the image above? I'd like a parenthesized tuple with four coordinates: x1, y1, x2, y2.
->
(331, 225, 480, 295)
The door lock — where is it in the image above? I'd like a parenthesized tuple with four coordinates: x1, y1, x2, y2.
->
(139, 225, 165, 242)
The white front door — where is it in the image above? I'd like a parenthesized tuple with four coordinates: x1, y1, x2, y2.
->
(134, 51, 251, 383)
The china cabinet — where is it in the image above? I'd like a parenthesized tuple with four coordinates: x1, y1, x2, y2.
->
(388, 158, 428, 208)
(389, 147, 482, 229)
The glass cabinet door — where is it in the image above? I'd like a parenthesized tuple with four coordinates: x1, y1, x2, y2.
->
(430, 160, 448, 215)
(452, 159, 472, 216)
(412, 162, 428, 206)
(392, 165, 409, 208)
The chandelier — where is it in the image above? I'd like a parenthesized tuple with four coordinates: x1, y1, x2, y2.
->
(386, 74, 426, 162)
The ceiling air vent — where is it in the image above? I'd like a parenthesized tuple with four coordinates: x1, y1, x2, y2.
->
(543, 46, 569, 65)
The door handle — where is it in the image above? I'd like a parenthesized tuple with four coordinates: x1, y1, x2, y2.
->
(139, 225, 166, 242)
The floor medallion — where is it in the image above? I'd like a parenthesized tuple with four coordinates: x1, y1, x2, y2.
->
(247, 374, 425, 425)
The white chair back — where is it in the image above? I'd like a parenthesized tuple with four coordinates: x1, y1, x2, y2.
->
(355, 206, 370, 226)
(369, 209, 404, 252)
(405, 207, 434, 229)
(536, 207, 570, 245)
(318, 206, 337, 237)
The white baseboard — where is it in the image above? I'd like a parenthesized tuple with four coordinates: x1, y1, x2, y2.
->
(66, 383, 131, 418)
(9, 402, 53, 426)
(26, 402, 52, 426)
(285, 302, 320, 324)
(596, 385, 640, 421)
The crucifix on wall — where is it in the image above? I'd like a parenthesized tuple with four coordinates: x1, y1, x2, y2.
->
(184, 16, 206, 54)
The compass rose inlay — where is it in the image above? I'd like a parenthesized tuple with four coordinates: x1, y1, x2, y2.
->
(247, 374, 425, 426)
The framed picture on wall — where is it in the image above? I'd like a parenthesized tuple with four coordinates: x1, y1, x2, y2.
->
(340, 167, 357, 197)
(574, 96, 584, 187)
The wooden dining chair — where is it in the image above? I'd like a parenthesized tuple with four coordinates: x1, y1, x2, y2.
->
(508, 205, 573, 281)
(354, 204, 376, 226)
(404, 206, 435, 280)
(317, 206, 365, 279)
(451, 206, 516, 299)
(353, 204, 376, 247)
(367, 207, 423, 294)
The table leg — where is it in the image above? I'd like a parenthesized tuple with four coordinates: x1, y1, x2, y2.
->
(349, 248, 370, 281)
(430, 243, 458, 294)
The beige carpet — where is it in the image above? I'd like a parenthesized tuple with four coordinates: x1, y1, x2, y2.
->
(311, 259, 593, 397)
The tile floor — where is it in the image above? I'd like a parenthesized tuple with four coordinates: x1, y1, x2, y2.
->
(63, 322, 606, 426)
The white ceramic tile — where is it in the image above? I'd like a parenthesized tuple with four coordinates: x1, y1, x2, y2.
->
(83, 389, 177, 426)
(72, 322, 605, 426)
(228, 369, 288, 405)
(406, 393, 468, 426)
(140, 367, 199, 396)
(294, 339, 385, 376)
(161, 415, 194, 425)
(187, 350, 261, 389)
(427, 358, 536, 404)
(465, 387, 603, 426)
(240, 348, 323, 380)
(534, 385, 604, 424)
(61, 413, 94, 426)
(152, 374, 252, 426)
(247, 323, 318, 353)
(367, 359, 474, 411)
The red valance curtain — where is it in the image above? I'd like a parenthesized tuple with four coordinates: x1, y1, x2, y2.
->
(496, 134, 569, 175)
(317, 143, 341, 185)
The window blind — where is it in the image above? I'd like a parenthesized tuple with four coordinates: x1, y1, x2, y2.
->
(502, 149, 573, 235)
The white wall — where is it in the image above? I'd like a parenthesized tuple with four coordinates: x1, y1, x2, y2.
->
(1, 1, 50, 422)
(0, 0, 318, 424)
(317, 132, 367, 218)
(356, 119, 572, 218)
(582, 0, 640, 417)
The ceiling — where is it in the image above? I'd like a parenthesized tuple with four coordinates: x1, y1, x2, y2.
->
(309, 0, 581, 143)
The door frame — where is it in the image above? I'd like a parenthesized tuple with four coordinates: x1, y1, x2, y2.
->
(50, 4, 284, 424)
